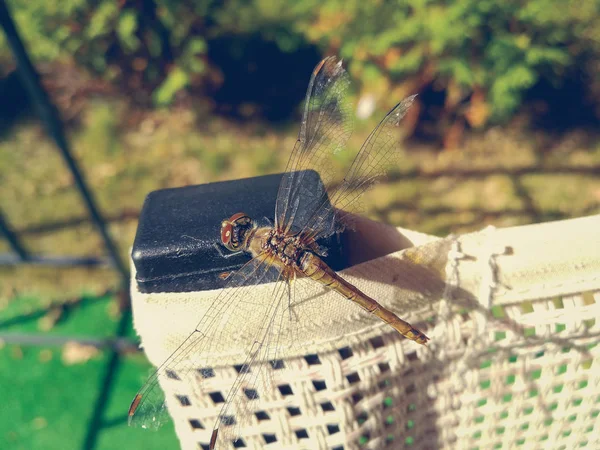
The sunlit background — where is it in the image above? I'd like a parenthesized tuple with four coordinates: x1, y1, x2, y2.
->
(1, 1, 599, 449)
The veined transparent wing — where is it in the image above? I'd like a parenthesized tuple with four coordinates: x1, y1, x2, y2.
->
(128, 254, 283, 430)
(209, 277, 295, 448)
(302, 95, 417, 241)
(275, 56, 416, 242)
(274, 56, 353, 236)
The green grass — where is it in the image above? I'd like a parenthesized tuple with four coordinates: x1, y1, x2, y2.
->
(1, 344, 109, 450)
(0, 344, 177, 450)
(1, 293, 117, 335)
(0, 293, 178, 450)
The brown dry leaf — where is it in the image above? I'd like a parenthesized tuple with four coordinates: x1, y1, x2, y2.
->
(11, 346, 23, 359)
(132, 57, 148, 72)
(310, 10, 351, 40)
(443, 118, 465, 150)
(39, 349, 53, 363)
(62, 341, 100, 365)
(384, 48, 403, 69)
(38, 306, 64, 332)
(93, 162, 118, 182)
(465, 87, 490, 128)
(445, 79, 466, 110)
(107, 299, 121, 319)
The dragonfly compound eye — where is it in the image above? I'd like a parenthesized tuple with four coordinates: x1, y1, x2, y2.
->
(220, 212, 253, 251)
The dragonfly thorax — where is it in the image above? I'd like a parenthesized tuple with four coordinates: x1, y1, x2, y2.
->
(261, 229, 303, 267)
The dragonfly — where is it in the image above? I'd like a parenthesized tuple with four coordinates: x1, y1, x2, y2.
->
(128, 56, 428, 449)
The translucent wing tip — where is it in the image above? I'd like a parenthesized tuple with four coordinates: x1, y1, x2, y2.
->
(128, 393, 143, 426)
(127, 388, 167, 429)
(388, 94, 418, 125)
(210, 429, 219, 449)
(399, 94, 418, 109)
(312, 58, 327, 75)
(315, 56, 345, 78)
(322, 55, 339, 64)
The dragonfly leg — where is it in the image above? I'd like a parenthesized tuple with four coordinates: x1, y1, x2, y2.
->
(287, 272, 295, 322)
(213, 242, 243, 258)
(262, 216, 275, 227)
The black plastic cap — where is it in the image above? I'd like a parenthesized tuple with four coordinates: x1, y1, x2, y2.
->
(132, 171, 346, 293)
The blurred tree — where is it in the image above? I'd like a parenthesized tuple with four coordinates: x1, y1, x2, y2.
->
(0, 0, 207, 106)
(1, 0, 599, 134)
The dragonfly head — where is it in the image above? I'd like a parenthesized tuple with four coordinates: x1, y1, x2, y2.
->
(220, 212, 254, 252)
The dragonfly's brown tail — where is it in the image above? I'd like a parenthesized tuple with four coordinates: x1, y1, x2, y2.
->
(299, 251, 429, 345)
(371, 306, 429, 345)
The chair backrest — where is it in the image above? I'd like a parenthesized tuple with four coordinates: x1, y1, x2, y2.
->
(131, 214, 600, 449)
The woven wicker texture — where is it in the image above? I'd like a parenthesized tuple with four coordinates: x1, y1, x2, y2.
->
(131, 214, 600, 449)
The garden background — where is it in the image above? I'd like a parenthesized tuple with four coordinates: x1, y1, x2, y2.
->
(1, 1, 599, 449)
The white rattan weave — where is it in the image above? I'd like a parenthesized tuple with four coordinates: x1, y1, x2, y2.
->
(131, 214, 600, 450)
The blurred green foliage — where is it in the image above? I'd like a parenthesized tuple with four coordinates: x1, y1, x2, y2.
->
(1, 0, 599, 123)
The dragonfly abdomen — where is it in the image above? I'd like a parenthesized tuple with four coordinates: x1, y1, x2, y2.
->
(299, 252, 429, 345)
(299, 251, 358, 298)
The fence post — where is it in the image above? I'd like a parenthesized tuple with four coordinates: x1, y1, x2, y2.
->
(0, 0, 128, 284)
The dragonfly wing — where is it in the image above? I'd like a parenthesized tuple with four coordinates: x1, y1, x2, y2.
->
(128, 253, 282, 430)
(302, 96, 417, 241)
(275, 56, 353, 236)
(210, 277, 293, 447)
